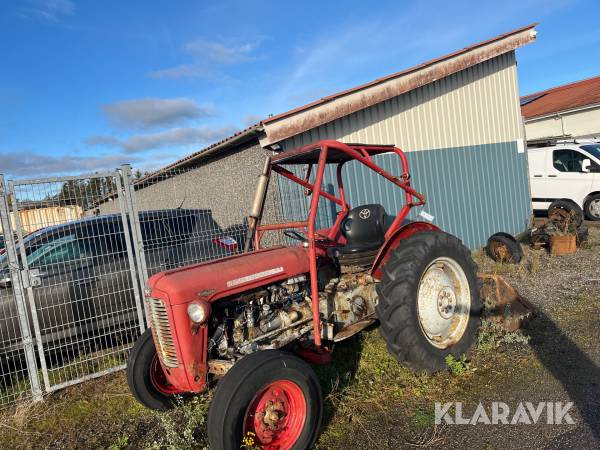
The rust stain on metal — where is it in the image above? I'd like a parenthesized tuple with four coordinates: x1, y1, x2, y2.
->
(261, 27, 536, 146)
(188, 360, 206, 382)
(333, 317, 376, 342)
(197, 288, 217, 298)
(208, 359, 234, 377)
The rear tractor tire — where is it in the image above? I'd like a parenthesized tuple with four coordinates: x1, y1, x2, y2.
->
(207, 350, 323, 450)
(376, 231, 482, 373)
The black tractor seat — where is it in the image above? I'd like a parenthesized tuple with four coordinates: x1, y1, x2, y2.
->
(329, 204, 389, 266)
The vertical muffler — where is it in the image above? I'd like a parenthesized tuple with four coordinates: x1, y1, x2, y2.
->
(244, 156, 271, 252)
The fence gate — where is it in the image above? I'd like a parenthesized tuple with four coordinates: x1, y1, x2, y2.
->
(5, 171, 145, 394)
(0, 178, 42, 405)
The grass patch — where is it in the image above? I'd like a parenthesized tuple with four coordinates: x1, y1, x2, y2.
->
(477, 321, 530, 352)
(445, 354, 472, 376)
(107, 436, 129, 450)
(412, 407, 435, 429)
(149, 395, 210, 450)
(1, 242, 598, 450)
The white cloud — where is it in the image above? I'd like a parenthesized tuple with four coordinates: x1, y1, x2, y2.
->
(183, 39, 257, 64)
(149, 64, 211, 80)
(102, 97, 214, 130)
(149, 38, 261, 80)
(86, 125, 237, 153)
(272, 13, 468, 109)
(243, 114, 263, 127)
(21, 0, 75, 22)
(1, 151, 134, 177)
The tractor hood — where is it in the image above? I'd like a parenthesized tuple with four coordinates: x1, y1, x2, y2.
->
(148, 246, 310, 306)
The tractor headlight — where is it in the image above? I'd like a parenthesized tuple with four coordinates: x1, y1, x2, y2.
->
(187, 302, 210, 324)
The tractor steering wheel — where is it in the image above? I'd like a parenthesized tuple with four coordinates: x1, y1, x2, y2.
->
(283, 230, 336, 246)
(284, 230, 308, 243)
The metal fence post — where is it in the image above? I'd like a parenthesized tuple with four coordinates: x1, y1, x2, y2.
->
(0, 176, 43, 402)
(120, 165, 150, 328)
(114, 169, 146, 333)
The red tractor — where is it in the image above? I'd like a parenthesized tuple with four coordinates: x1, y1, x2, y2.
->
(127, 140, 481, 449)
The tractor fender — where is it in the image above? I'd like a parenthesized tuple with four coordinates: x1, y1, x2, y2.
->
(370, 221, 441, 279)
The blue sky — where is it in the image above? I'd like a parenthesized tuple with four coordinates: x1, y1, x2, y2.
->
(1, 0, 599, 177)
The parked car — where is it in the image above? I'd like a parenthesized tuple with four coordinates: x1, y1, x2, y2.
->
(0, 209, 243, 360)
(528, 141, 600, 221)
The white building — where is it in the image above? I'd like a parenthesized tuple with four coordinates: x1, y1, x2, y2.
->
(522, 75, 600, 143)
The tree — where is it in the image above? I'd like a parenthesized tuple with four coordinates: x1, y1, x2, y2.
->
(56, 177, 117, 211)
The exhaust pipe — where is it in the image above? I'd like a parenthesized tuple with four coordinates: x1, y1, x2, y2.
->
(244, 156, 271, 252)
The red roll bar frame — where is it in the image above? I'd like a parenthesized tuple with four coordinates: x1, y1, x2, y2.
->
(255, 140, 426, 347)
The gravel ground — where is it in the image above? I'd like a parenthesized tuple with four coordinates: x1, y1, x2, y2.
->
(475, 227, 600, 310)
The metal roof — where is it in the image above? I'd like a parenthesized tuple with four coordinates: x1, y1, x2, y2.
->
(271, 141, 394, 164)
(521, 75, 600, 119)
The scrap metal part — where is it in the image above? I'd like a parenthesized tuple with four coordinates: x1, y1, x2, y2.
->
(478, 273, 534, 332)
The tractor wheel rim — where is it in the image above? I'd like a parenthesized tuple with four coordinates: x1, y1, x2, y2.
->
(590, 199, 600, 218)
(416, 257, 471, 349)
(150, 355, 178, 395)
(244, 380, 307, 450)
(489, 241, 510, 262)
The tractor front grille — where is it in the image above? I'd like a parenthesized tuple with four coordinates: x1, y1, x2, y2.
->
(147, 297, 179, 368)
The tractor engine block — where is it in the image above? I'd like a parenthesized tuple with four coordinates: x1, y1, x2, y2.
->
(208, 276, 314, 358)
(207, 267, 379, 361)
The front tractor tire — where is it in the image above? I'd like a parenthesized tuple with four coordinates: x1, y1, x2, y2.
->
(207, 350, 323, 450)
(127, 329, 177, 411)
(376, 231, 481, 373)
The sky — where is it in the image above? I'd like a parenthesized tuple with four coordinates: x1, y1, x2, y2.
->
(1, 0, 599, 178)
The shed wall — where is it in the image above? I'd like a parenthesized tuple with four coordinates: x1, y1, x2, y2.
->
(97, 141, 279, 230)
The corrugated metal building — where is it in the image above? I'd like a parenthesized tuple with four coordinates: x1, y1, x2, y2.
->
(99, 24, 537, 249)
(521, 75, 600, 143)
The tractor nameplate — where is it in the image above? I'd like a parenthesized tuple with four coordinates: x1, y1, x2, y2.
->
(226, 267, 284, 287)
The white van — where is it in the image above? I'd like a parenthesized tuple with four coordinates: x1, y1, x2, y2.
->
(528, 142, 600, 221)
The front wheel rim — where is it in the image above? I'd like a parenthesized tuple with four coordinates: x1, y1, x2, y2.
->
(489, 241, 510, 262)
(417, 257, 471, 349)
(150, 355, 178, 395)
(244, 380, 307, 450)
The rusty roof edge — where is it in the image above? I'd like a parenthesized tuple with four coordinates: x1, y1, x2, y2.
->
(263, 23, 538, 127)
(523, 101, 600, 121)
(260, 24, 537, 146)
